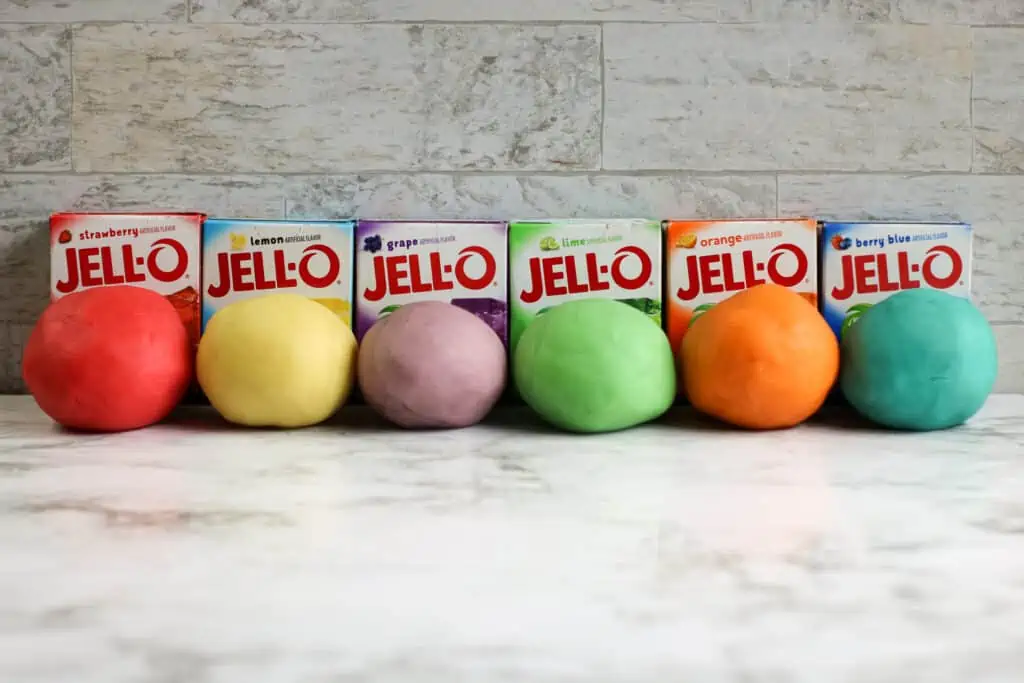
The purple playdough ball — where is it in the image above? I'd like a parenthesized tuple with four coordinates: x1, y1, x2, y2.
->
(357, 301, 507, 428)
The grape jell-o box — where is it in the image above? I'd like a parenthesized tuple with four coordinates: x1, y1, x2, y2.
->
(202, 219, 355, 332)
(50, 212, 204, 349)
(508, 219, 662, 352)
(665, 219, 818, 352)
(355, 220, 508, 344)
(821, 221, 972, 340)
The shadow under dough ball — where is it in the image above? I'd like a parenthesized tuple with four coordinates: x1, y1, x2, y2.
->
(357, 301, 507, 428)
(840, 288, 997, 431)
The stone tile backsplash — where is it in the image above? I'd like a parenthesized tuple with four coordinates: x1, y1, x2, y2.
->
(1, 0, 1022, 392)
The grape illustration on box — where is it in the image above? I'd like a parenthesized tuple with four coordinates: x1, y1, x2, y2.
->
(354, 221, 509, 345)
(820, 221, 972, 341)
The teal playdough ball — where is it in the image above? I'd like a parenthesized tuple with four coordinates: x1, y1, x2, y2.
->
(840, 289, 997, 431)
(514, 298, 675, 433)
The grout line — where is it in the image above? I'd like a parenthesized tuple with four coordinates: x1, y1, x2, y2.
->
(67, 23, 74, 172)
(969, 27, 976, 174)
(4, 18, 1024, 26)
(774, 175, 780, 217)
(0, 169, 1011, 178)
(598, 23, 605, 171)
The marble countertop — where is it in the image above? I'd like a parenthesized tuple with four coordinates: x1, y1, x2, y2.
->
(1, 395, 1024, 682)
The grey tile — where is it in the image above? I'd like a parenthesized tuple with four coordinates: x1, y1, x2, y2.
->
(0, 26, 71, 171)
(0, 0, 186, 21)
(1, 324, 31, 395)
(282, 174, 776, 220)
(191, 0, 754, 22)
(974, 29, 1024, 173)
(994, 325, 1024, 393)
(0, 174, 288, 325)
(72, 24, 601, 173)
(897, 0, 1024, 25)
(778, 174, 1024, 324)
(604, 23, 972, 172)
(755, 0, 896, 22)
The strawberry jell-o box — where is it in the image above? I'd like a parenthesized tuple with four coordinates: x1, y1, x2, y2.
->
(355, 220, 508, 344)
(50, 212, 204, 348)
(665, 219, 818, 352)
(821, 221, 972, 340)
(202, 218, 355, 332)
(508, 219, 662, 353)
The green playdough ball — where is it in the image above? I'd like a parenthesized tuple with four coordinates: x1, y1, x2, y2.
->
(840, 289, 997, 431)
(514, 298, 676, 433)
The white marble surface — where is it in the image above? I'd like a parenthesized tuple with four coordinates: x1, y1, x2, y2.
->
(1, 395, 1024, 682)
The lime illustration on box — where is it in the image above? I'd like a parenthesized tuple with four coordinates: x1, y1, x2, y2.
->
(508, 219, 663, 353)
(820, 221, 972, 340)
(664, 218, 818, 354)
(202, 218, 355, 332)
(355, 220, 508, 344)
(50, 212, 204, 350)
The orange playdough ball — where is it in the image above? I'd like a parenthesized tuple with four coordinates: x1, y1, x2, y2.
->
(680, 284, 838, 429)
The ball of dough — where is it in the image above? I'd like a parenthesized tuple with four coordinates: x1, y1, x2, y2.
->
(22, 285, 192, 432)
(840, 289, 997, 431)
(514, 298, 675, 433)
(197, 293, 357, 428)
(681, 284, 839, 429)
(358, 301, 506, 428)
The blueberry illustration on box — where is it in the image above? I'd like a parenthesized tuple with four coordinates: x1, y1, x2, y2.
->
(354, 221, 508, 345)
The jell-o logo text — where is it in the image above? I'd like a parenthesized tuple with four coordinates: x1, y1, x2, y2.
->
(519, 245, 653, 304)
(362, 246, 497, 302)
(830, 245, 965, 301)
(205, 244, 341, 297)
(674, 243, 809, 302)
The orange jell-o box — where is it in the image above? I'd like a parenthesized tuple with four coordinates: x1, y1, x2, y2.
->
(664, 219, 818, 353)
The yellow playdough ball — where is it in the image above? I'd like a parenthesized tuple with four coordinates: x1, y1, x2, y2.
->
(197, 293, 358, 428)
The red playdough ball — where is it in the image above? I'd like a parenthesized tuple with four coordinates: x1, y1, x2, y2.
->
(22, 285, 193, 432)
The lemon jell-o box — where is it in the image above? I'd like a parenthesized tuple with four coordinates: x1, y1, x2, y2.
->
(202, 218, 355, 332)
(820, 221, 972, 341)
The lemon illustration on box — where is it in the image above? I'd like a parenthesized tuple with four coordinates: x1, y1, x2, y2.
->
(820, 221, 972, 341)
(508, 219, 663, 352)
(202, 218, 354, 332)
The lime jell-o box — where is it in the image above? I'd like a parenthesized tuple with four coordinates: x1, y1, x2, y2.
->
(820, 221, 972, 340)
(354, 220, 508, 344)
(508, 219, 663, 352)
(202, 218, 355, 332)
(665, 218, 817, 354)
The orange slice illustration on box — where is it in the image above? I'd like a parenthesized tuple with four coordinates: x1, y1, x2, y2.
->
(675, 233, 698, 249)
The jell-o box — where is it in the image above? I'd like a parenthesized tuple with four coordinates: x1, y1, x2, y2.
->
(202, 218, 355, 332)
(354, 220, 508, 344)
(508, 218, 663, 353)
(664, 218, 818, 353)
(820, 221, 972, 340)
(50, 212, 205, 350)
